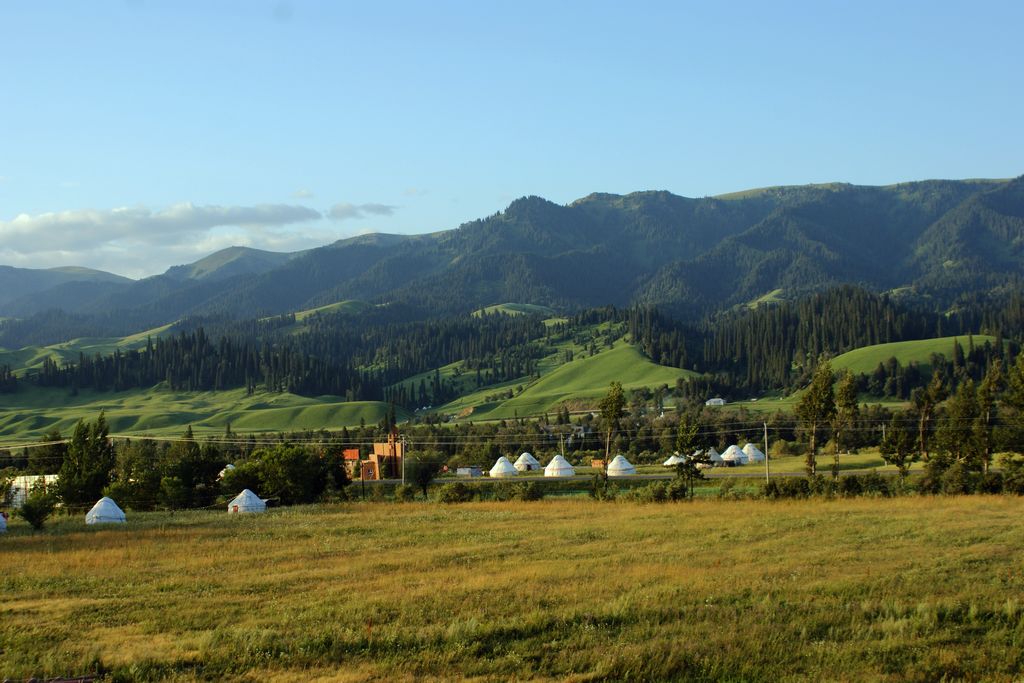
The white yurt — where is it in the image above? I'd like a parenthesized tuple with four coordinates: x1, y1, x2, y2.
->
(228, 489, 267, 514)
(742, 443, 766, 463)
(513, 452, 541, 472)
(722, 445, 748, 465)
(663, 453, 686, 466)
(693, 447, 723, 464)
(607, 454, 637, 477)
(489, 456, 518, 478)
(544, 454, 575, 477)
(218, 463, 236, 480)
(85, 497, 126, 525)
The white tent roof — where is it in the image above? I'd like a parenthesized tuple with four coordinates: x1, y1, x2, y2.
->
(693, 447, 723, 463)
(513, 452, 541, 471)
(663, 454, 686, 466)
(742, 443, 766, 462)
(544, 454, 575, 477)
(218, 463, 236, 480)
(722, 445, 747, 463)
(228, 489, 267, 514)
(489, 456, 518, 478)
(607, 454, 636, 477)
(85, 497, 126, 525)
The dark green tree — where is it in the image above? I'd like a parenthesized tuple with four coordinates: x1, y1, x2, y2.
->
(796, 361, 836, 477)
(831, 369, 859, 479)
(599, 381, 625, 469)
(880, 413, 918, 481)
(56, 413, 116, 508)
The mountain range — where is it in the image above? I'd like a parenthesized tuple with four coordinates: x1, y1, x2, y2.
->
(2, 176, 1022, 341)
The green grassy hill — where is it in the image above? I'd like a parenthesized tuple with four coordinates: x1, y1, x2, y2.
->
(0, 322, 175, 376)
(440, 341, 697, 420)
(831, 335, 996, 375)
(0, 385, 402, 444)
(472, 303, 556, 318)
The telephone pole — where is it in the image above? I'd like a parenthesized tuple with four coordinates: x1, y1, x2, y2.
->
(764, 421, 770, 484)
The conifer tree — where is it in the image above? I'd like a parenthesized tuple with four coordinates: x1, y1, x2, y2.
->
(796, 360, 836, 477)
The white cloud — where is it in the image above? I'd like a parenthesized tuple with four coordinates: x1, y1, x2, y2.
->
(0, 202, 326, 278)
(328, 202, 397, 221)
(292, 188, 315, 199)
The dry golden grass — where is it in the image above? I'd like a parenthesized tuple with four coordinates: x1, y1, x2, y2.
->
(2, 497, 1024, 681)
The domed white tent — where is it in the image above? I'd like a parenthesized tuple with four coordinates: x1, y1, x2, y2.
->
(607, 454, 636, 477)
(544, 454, 575, 477)
(722, 445, 748, 465)
(693, 447, 723, 464)
(489, 456, 518, 478)
(228, 489, 267, 514)
(218, 463, 236, 480)
(663, 453, 686, 466)
(513, 452, 541, 472)
(742, 443, 766, 463)
(85, 497, 126, 525)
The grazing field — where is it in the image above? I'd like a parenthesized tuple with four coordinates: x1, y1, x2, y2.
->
(442, 341, 698, 420)
(0, 323, 175, 376)
(471, 302, 557, 318)
(830, 335, 997, 376)
(0, 387, 403, 444)
(2, 497, 1023, 681)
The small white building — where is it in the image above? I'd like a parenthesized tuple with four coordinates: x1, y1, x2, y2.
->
(607, 454, 637, 477)
(705, 398, 726, 407)
(544, 454, 575, 477)
(721, 445, 748, 465)
(513, 452, 541, 472)
(489, 456, 518, 478)
(742, 443, 766, 463)
(85, 497, 127, 525)
(7, 474, 60, 508)
(228, 489, 267, 514)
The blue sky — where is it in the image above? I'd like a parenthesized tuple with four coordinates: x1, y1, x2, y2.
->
(1, 0, 1022, 277)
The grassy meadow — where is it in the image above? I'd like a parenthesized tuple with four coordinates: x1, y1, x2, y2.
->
(3, 497, 1024, 681)
(0, 387, 403, 444)
(830, 335, 997, 376)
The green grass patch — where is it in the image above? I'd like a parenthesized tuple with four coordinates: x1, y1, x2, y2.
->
(471, 302, 557, 318)
(0, 386, 403, 443)
(831, 335, 996, 376)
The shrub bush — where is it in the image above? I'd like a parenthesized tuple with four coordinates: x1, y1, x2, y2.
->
(437, 482, 475, 503)
(394, 484, 417, 502)
(19, 488, 56, 530)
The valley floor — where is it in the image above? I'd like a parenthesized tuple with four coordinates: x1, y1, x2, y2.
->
(2, 497, 1023, 681)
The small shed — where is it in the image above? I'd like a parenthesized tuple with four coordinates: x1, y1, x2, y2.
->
(489, 456, 518, 478)
(85, 497, 127, 525)
(228, 489, 267, 514)
(514, 452, 541, 472)
(607, 454, 637, 477)
(456, 467, 482, 477)
(544, 454, 575, 477)
(742, 443, 766, 463)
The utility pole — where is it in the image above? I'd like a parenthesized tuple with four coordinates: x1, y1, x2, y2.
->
(764, 421, 770, 484)
(402, 435, 407, 486)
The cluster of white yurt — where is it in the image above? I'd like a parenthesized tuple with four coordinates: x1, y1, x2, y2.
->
(663, 453, 685, 466)
(743, 443, 766, 463)
(85, 497, 127, 525)
(607, 454, 636, 477)
(721, 444, 747, 465)
(489, 456, 518, 478)
(513, 452, 541, 472)
(228, 489, 267, 514)
(544, 454, 575, 477)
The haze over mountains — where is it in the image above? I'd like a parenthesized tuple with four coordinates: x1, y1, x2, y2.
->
(2, 177, 1022, 339)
